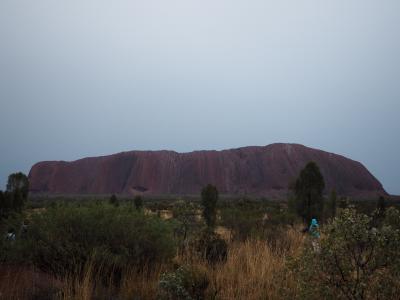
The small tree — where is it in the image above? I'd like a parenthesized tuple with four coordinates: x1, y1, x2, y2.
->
(1, 173, 29, 215)
(109, 194, 119, 207)
(371, 196, 387, 228)
(294, 162, 325, 223)
(201, 184, 218, 229)
(0, 191, 8, 218)
(198, 185, 227, 265)
(7, 172, 29, 200)
(338, 196, 349, 209)
(134, 195, 143, 211)
(12, 189, 25, 213)
(172, 201, 199, 249)
(326, 189, 337, 220)
(376, 196, 386, 218)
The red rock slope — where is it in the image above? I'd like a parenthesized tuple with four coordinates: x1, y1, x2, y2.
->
(28, 143, 386, 198)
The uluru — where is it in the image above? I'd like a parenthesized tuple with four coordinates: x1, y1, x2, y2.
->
(28, 143, 386, 198)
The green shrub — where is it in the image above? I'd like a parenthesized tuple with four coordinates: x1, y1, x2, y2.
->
(109, 194, 119, 206)
(220, 202, 297, 248)
(220, 206, 264, 241)
(1, 203, 176, 279)
(134, 195, 143, 210)
(289, 208, 400, 299)
(172, 201, 202, 253)
(159, 265, 209, 300)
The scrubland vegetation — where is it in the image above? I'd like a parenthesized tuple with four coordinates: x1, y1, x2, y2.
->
(1, 166, 400, 299)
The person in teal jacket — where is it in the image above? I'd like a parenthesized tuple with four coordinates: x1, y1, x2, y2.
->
(309, 218, 320, 252)
(309, 218, 320, 238)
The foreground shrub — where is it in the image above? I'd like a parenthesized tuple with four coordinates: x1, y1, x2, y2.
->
(159, 265, 209, 300)
(2, 203, 176, 279)
(289, 208, 400, 299)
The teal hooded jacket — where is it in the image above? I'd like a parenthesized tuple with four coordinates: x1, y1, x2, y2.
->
(309, 218, 320, 238)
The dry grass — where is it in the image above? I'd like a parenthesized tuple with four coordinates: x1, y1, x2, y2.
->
(0, 227, 305, 300)
(206, 228, 303, 299)
(188, 226, 304, 300)
(58, 257, 166, 300)
(60, 260, 96, 300)
(111, 226, 304, 300)
(64, 229, 304, 300)
(119, 265, 164, 300)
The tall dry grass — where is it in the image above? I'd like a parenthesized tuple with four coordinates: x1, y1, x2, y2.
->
(60, 260, 96, 300)
(1, 227, 304, 299)
(119, 265, 164, 300)
(59, 257, 166, 300)
(206, 228, 304, 299)
(173, 226, 304, 300)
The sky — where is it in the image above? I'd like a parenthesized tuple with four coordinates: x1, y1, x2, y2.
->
(0, 0, 399, 194)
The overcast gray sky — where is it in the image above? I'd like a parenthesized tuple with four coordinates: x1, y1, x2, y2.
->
(0, 0, 399, 194)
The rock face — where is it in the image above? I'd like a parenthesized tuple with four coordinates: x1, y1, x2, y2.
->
(28, 143, 387, 198)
